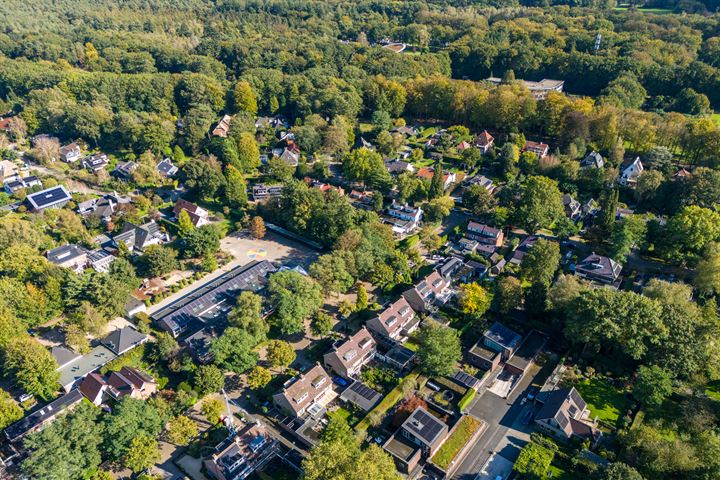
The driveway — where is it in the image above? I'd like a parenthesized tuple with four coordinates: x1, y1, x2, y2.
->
(451, 362, 548, 480)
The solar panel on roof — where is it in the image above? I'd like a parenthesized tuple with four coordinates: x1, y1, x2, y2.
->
(350, 381, 380, 402)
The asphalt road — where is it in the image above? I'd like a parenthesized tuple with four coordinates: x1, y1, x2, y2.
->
(451, 364, 543, 480)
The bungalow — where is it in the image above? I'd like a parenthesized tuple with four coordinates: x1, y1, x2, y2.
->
(575, 253, 622, 286)
(392, 125, 418, 137)
(79, 373, 110, 406)
(46, 244, 88, 273)
(82, 153, 109, 173)
(385, 159, 415, 175)
(59, 143, 82, 163)
(534, 387, 601, 445)
(26, 185, 72, 212)
(212, 115, 232, 138)
(174, 198, 211, 227)
(87, 248, 115, 273)
(101, 325, 148, 356)
(272, 364, 332, 418)
(323, 327, 376, 379)
(619, 157, 644, 187)
(674, 167, 691, 179)
(204, 423, 278, 480)
(112, 220, 169, 253)
(580, 151, 604, 169)
(523, 140, 549, 159)
(562, 194, 582, 221)
(279, 147, 300, 166)
(490, 257, 506, 275)
(349, 190, 374, 209)
(367, 297, 418, 342)
(466, 221, 503, 247)
(339, 380, 383, 412)
(474, 130, 495, 154)
(436, 256, 464, 281)
(456, 140, 472, 152)
(183, 327, 218, 364)
(486, 77, 564, 99)
(3, 389, 84, 443)
(402, 271, 453, 313)
(156, 158, 179, 178)
(416, 167, 456, 190)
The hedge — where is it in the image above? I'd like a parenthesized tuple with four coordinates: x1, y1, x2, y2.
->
(355, 370, 423, 432)
(458, 389, 476, 411)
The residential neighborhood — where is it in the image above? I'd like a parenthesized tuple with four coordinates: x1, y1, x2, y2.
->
(0, 2, 719, 480)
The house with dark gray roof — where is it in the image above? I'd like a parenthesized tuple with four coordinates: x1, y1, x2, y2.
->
(153, 260, 277, 337)
(575, 253, 622, 286)
(581, 151, 604, 169)
(563, 194, 582, 221)
(102, 326, 148, 356)
(339, 380, 382, 412)
(46, 244, 88, 273)
(156, 158, 178, 177)
(26, 185, 72, 212)
(4, 389, 83, 443)
(112, 220, 169, 253)
(398, 407, 449, 457)
(51, 346, 81, 369)
(534, 387, 601, 445)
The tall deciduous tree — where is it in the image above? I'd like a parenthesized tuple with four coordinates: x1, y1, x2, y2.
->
(511, 176, 564, 233)
(210, 327, 259, 374)
(634, 365, 673, 407)
(416, 321, 461, 377)
(224, 164, 248, 208)
(249, 216, 266, 239)
(4, 337, 59, 400)
(123, 435, 160, 473)
(267, 340, 296, 370)
(521, 238, 560, 285)
(268, 270, 323, 335)
(228, 291, 268, 341)
(457, 283, 491, 319)
(232, 81, 258, 115)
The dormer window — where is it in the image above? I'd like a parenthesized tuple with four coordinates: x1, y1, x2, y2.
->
(294, 391, 308, 403)
(359, 338, 372, 349)
(386, 316, 397, 327)
(312, 376, 326, 389)
(344, 350, 357, 362)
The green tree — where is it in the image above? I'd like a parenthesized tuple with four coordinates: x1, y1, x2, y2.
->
(429, 161, 444, 199)
(177, 209, 195, 236)
(416, 321, 461, 377)
(513, 441, 555, 480)
(268, 270, 323, 335)
(594, 188, 618, 240)
(634, 365, 673, 407)
(228, 291, 268, 340)
(462, 184, 496, 218)
(141, 245, 178, 277)
(267, 340, 296, 370)
(600, 73, 647, 109)
(659, 205, 720, 263)
(167, 415, 198, 446)
(521, 239, 560, 285)
(4, 337, 59, 400)
(695, 243, 720, 295)
(610, 215, 647, 262)
(246, 365, 272, 389)
(511, 176, 564, 233)
(150, 332, 178, 362)
(22, 403, 102, 480)
(499, 143, 519, 181)
(423, 196, 454, 223)
(457, 283, 491, 319)
(211, 327, 259, 374)
(182, 224, 221, 259)
(0, 388, 23, 430)
(104, 397, 164, 460)
(224, 164, 248, 208)
(309, 253, 355, 295)
(495, 276, 523, 314)
(235, 132, 260, 172)
(311, 311, 334, 337)
(123, 435, 160, 473)
(201, 398, 224, 424)
(232, 81, 258, 115)
(193, 364, 225, 395)
(356, 284, 368, 311)
(597, 463, 645, 480)
(249, 216, 266, 239)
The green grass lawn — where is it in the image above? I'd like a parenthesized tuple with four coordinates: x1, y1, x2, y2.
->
(574, 377, 630, 428)
(431, 416, 482, 470)
(711, 113, 720, 127)
(705, 380, 720, 401)
(614, 6, 673, 13)
(547, 464, 582, 480)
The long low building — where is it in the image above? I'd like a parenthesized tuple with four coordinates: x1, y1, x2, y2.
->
(152, 260, 277, 337)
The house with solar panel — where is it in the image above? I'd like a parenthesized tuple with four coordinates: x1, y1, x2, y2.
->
(204, 422, 279, 480)
(534, 387, 602, 445)
(25, 185, 72, 212)
(153, 260, 277, 338)
(111, 220, 169, 254)
(383, 407, 449, 473)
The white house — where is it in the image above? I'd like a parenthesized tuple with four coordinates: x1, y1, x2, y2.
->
(618, 157, 644, 187)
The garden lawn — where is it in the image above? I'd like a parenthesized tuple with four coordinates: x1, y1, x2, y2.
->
(355, 370, 422, 432)
(547, 464, 582, 480)
(431, 416, 482, 470)
(712, 113, 720, 127)
(574, 377, 629, 428)
(705, 380, 720, 401)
